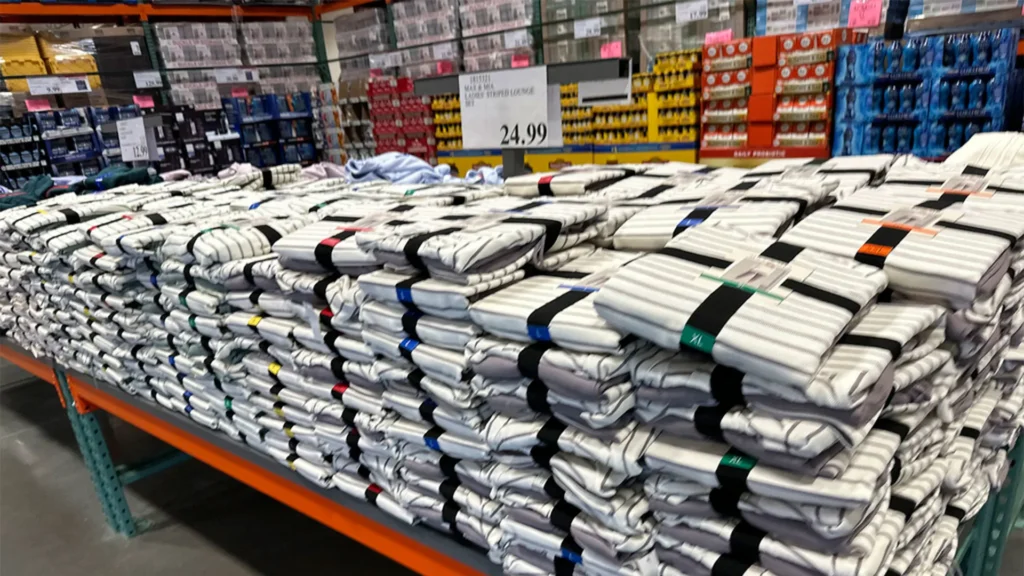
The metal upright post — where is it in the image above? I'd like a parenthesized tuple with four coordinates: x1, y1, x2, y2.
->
(312, 6, 332, 84)
(980, 438, 1024, 576)
(141, 21, 169, 106)
(55, 369, 138, 537)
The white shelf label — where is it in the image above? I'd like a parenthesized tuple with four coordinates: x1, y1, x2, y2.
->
(676, 0, 709, 23)
(574, 17, 602, 39)
(214, 68, 259, 84)
(117, 117, 150, 162)
(460, 66, 561, 149)
(27, 76, 91, 95)
(504, 29, 531, 49)
(130, 41, 142, 56)
(133, 71, 163, 89)
(432, 43, 456, 61)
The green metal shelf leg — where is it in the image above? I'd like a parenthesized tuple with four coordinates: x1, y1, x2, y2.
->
(55, 369, 138, 537)
(981, 439, 1024, 576)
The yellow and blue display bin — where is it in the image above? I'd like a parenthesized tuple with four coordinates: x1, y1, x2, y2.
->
(593, 142, 697, 164)
(524, 146, 595, 171)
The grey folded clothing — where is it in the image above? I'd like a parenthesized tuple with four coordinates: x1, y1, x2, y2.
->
(499, 521, 660, 576)
(470, 375, 634, 434)
(612, 200, 801, 251)
(399, 470, 504, 525)
(382, 389, 491, 440)
(466, 336, 655, 402)
(594, 226, 889, 391)
(355, 198, 606, 282)
(358, 268, 525, 320)
(781, 192, 1024, 309)
(361, 328, 471, 387)
(360, 300, 480, 351)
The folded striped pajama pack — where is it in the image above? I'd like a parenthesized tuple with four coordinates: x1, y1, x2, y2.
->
(500, 522, 660, 576)
(503, 167, 639, 197)
(742, 155, 896, 198)
(357, 268, 525, 320)
(781, 193, 1024, 308)
(218, 164, 301, 190)
(355, 199, 606, 282)
(594, 226, 889, 387)
(612, 201, 802, 251)
(160, 217, 314, 266)
(359, 300, 480, 350)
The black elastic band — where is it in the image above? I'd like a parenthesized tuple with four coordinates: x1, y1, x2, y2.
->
(838, 334, 903, 360)
(401, 311, 422, 340)
(341, 407, 357, 427)
(729, 521, 766, 564)
(917, 195, 967, 211)
(58, 208, 81, 224)
(407, 369, 425, 391)
(418, 398, 438, 425)
(403, 228, 460, 272)
(530, 444, 557, 469)
(759, 241, 804, 263)
(537, 418, 566, 445)
(439, 455, 460, 478)
(960, 427, 980, 440)
(727, 180, 758, 191)
(438, 477, 460, 501)
(314, 232, 353, 270)
(874, 418, 911, 440)
(658, 246, 732, 269)
(553, 557, 576, 575)
(945, 505, 966, 520)
(962, 165, 989, 177)
(890, 495, 916, 518)
(394, 275, 427, 314)
(709, 365, 746, 408)
(682, 285, 752, 353)
(716, 449, 756, 496)
(517, 342, 554, 379)
(543, 477, 565, 500)
(312, 274, 340, 300)
(243, 262, 257, 286)
(441, 501, 460, 524)
(694, 405, 729, 441)
(526, 380, 552, 414)
(526, 291, 591, 341)
(780, 278, 860, 315)
(504, 217, 562, 252)
(249, 288, 264, 306)
(711, 555, 754, 576)
(856, 226, 910, 268)
(261, 169, 274, 190)
(364, 485, 381, 505)
(672, 207, 718, 237)
(549, 500, 581, 533)
(637, 183, 675, 199)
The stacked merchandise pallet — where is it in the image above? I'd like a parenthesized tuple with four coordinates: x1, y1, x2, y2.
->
(0, 25, 47, 94)
(392, 0, 462, 79)
(702, 30, 862, 160)
(239, 21, 320, 96)
(369, 76, 435, 164)
(755, 0, 909, 36)
(460, 0, 537, 72)
(1, 154, 1023, 576)
(637, 0, 746, 69)
(560, 84, 592, 146)
(36, 26, 154, 107)
(223, 93, 316, 168)
(542, 0, 629, 64)
(833, 29, 1018, 158)
(432, 93, 462, 152)
(0, 117, 46, 190)
(334, 8, 391, 81)
(34, 108, 104, 177)
(649, 50, 700, 144)
(155, 22, 243, 111)
(592, 90, 649, 146)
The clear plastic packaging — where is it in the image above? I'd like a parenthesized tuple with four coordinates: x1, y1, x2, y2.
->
(460, 0, 534, 36)
(393, 12, 461, 47)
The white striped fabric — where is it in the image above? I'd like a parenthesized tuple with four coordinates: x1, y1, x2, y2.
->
(595, 226, 888, 389)
(358, 268, 525, 319)
(612, 202, 801, 251)
(504, 167, 636, 197)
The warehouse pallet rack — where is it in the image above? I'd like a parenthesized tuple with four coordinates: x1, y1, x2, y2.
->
(1, 334, 1022, 576)
(0, 340, 499, 576)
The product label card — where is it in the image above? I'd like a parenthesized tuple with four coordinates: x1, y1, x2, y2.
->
(720, 256, 790, 292)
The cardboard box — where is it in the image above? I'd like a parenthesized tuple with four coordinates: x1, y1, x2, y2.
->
(747, 122, 774, 147)
(751, 67, 778, 95)
(748, 93, 775, 121)
(752, 36, 778, 68)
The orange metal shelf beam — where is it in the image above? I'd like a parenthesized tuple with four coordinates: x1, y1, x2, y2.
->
(0, 343, 57, 386)
(67, 374, 486, 576)
(0, 2, 141, 17)
(315, 0, 380, 17)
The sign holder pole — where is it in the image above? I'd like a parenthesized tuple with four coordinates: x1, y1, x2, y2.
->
(413, 58, 632, 177)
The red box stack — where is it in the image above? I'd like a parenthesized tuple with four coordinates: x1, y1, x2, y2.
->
(700, 29, 865, 161)
(367, 75, 437, 164)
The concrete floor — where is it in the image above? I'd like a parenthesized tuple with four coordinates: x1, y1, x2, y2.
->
(0, 365, 1022, 576)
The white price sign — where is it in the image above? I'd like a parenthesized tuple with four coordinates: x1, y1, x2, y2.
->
(460, 66, 561, 149)
(27, 76, 91, 95)
(574, 17, 602, 39)
(368, 53, 387, 68)
(504, 29, 531, 49)
(676, 0, 709, 23)
(433, 43, 456, 61)
(214, 68, 259, 84)
(117, 117, 150, 162)
(133, 71, 163, 89)
(793, 0, 833, 5)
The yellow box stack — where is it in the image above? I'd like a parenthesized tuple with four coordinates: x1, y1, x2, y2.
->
(560, 84, 592, 145)
(432, 94, 463, 151)
(592, 87, 649, 146)
(0, 25, 47, 93)
(650, 49, 701, 143)
(37, 31, 102, 90)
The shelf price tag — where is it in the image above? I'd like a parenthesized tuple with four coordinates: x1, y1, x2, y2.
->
(847, 0, 883, 27)
(705, 29, 734, 45)
(214, 68, 259, 84)
(504, 29, 531, 49)
(676, 0, 709, 23)
(459, 66, 561, 149)
(28, 76, 91, 95)
(574, 17, 602, 39)
(117, 117, 150, 162)
(133, 94, 155, 109)
(432, 43, 456, 61)
(133, 71, 163, 89)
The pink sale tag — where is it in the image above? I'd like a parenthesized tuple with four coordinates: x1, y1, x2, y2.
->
(511, 54, 531, 68)
(25, 98, 51, 112)
(848, 0, 883, 28)
(133, 94, 155, 108)
(600, 41, 623, 59)
(436, 60, 454, 74)
(705, 29, 733, 45)
(231, 87, 249, 98)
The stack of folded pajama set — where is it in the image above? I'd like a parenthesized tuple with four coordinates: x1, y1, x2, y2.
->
(741, 155, 898, 199)
(777, 169, 1024, 575)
